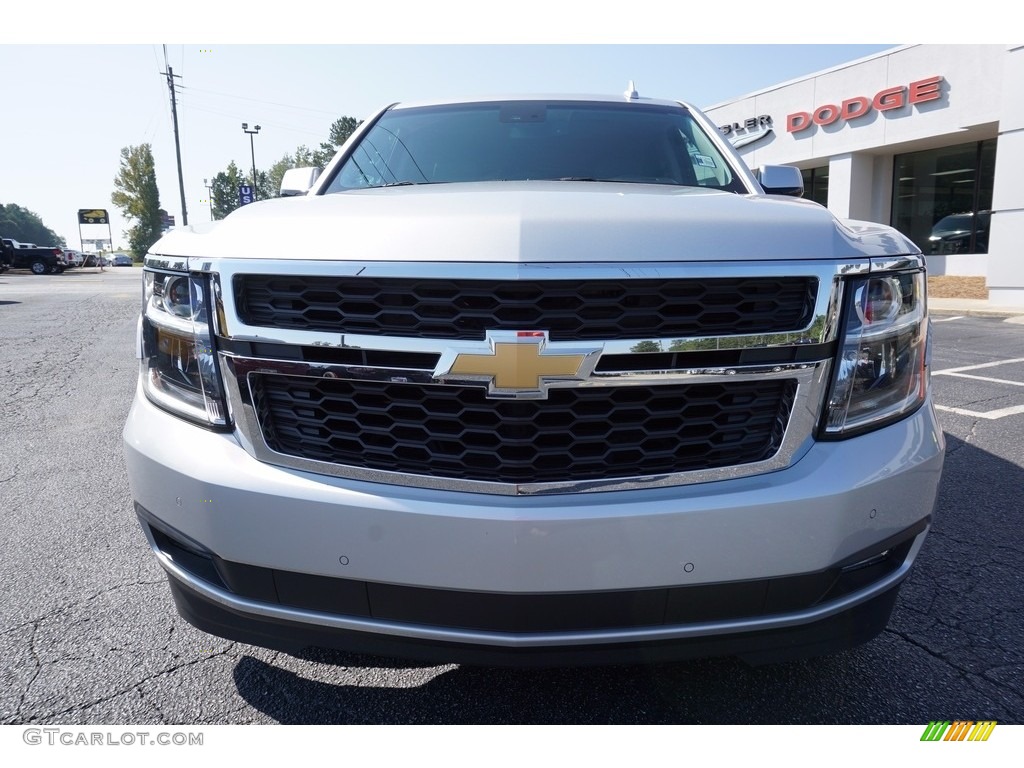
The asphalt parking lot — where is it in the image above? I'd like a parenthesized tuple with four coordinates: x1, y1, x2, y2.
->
(1, 269, 1022, 725)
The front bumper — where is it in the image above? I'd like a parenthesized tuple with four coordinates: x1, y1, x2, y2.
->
(124, 382, 944, 664)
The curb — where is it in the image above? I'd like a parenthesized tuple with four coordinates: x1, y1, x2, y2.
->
(930, 306, 1024, 319)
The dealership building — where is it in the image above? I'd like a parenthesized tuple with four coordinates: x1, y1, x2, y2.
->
(703, 44, 1024, 308)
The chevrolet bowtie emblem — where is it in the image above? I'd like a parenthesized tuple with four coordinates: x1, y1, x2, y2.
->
(433, 331, 602, 399)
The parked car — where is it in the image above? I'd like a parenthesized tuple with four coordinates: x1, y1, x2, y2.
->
(1, 237, 65, 274)
(111, 254, 134, 267)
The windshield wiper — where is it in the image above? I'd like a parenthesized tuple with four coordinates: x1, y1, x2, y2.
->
(554, 177, 684, 185)
(380, 180, 454, 188)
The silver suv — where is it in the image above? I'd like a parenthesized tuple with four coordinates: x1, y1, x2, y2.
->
(124, 91, 944, 665)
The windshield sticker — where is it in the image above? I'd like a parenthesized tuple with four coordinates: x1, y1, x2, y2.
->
(694, 155, 717, 168)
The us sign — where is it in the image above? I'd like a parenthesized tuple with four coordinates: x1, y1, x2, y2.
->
(239, 185, 254, 206)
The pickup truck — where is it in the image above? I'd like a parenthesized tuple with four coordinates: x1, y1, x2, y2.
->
(1, 238, 66, 274)
(124, 89, 945, 666)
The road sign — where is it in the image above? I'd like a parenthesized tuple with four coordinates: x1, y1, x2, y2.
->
(78, 208, 109, 224)
(239, 185, 254, 206)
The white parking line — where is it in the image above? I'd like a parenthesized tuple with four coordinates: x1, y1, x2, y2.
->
(932, 357, 1024, 376)
(932, 316, 964, 322)
(933, 357, 1024, 420)
(938, 373, 1024, 387)
(935, 404, 1024, 420)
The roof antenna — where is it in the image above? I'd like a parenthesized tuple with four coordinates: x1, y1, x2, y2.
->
(625, 81, 639, 100)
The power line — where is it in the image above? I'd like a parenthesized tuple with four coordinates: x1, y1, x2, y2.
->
(179, 85, 341, 116)
(151, 45, 172, 128)
(175, 101, 328, 138)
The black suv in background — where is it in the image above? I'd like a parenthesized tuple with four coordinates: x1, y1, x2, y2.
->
(928, 211, 990, 254)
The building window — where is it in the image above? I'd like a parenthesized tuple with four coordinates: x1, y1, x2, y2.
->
(801, 167, 829, 206)
(892, 140, 996, 255)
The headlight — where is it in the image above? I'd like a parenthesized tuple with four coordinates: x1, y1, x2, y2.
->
(139, 268, 228, 427)
(822, 269, 928, 437)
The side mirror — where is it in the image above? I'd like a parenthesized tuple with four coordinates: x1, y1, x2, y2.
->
(280, 167, 322, 197)
(758, 165, 804, 197)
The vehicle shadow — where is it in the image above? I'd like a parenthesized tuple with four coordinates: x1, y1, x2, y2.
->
(231, 651, 776, 724)
(230, 433, 1024, 724)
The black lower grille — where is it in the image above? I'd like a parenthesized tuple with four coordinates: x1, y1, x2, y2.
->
(233, 275, 817, 340)
(253, 375, 797, 484)
(140, 504, 922, 634)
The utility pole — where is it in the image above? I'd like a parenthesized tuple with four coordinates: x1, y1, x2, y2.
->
(160, 63, 189, 226)
(242, 123, 261, 201)
(204, 178, 214, 220)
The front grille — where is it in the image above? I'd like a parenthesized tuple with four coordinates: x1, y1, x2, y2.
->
(234, 275, 817, 340)
(252, 375, 797, 485)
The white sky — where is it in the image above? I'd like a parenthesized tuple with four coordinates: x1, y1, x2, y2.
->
(0, 3, 1000, 251)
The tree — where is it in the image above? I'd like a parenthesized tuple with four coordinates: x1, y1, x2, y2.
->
(110, 144, 162, 260)
(0, 204, 66, 247)
(294, 116, 362, 170)
(630, 341, 662, 353)
(210, 161, 247, 220)
(206, 115, 361, 214)
(328, 116, 360, 147)
(315, 116, 361, 165)
(294, 142, 334, 170)
(255, 169, 274, 202)
(265, 154, 294, 199)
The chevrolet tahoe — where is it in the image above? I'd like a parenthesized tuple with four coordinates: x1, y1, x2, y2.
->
(123, 89, 945, 666)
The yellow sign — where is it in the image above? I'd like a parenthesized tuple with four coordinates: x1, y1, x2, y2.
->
(78, 209, 109, 224)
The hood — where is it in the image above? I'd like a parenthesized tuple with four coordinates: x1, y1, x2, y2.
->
(152, 182, 917, 263)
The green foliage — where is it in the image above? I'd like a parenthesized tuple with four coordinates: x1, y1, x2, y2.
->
(294, 143, 334, 171)
(630, 341, 662, 353)
(210, 163, 277, 219)
(265, 154, 294, 199)
(314, 116, 361, 165)
(255, 169, 274, 202)
(327, 116, 360, 147)
(210, 161, 246, 220)
(208, 115, 362, 205)
(0, 204, 66, 247)
(668, 338, 721, 352)
(111, 144, 162, 260)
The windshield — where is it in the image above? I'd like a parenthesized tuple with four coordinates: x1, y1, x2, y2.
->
(325, 101, 745, 193)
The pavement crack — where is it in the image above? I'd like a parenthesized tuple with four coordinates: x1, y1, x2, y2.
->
(27, 648, 240, 723)
(1, 579, 166, 637)
(884, 627, 1024, 705)
(15, 621, 43, 721)
(943, 419, 980, 455)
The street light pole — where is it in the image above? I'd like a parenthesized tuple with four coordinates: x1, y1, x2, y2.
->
(203, 178, 214, 221)
(242, 123, 261, 201)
